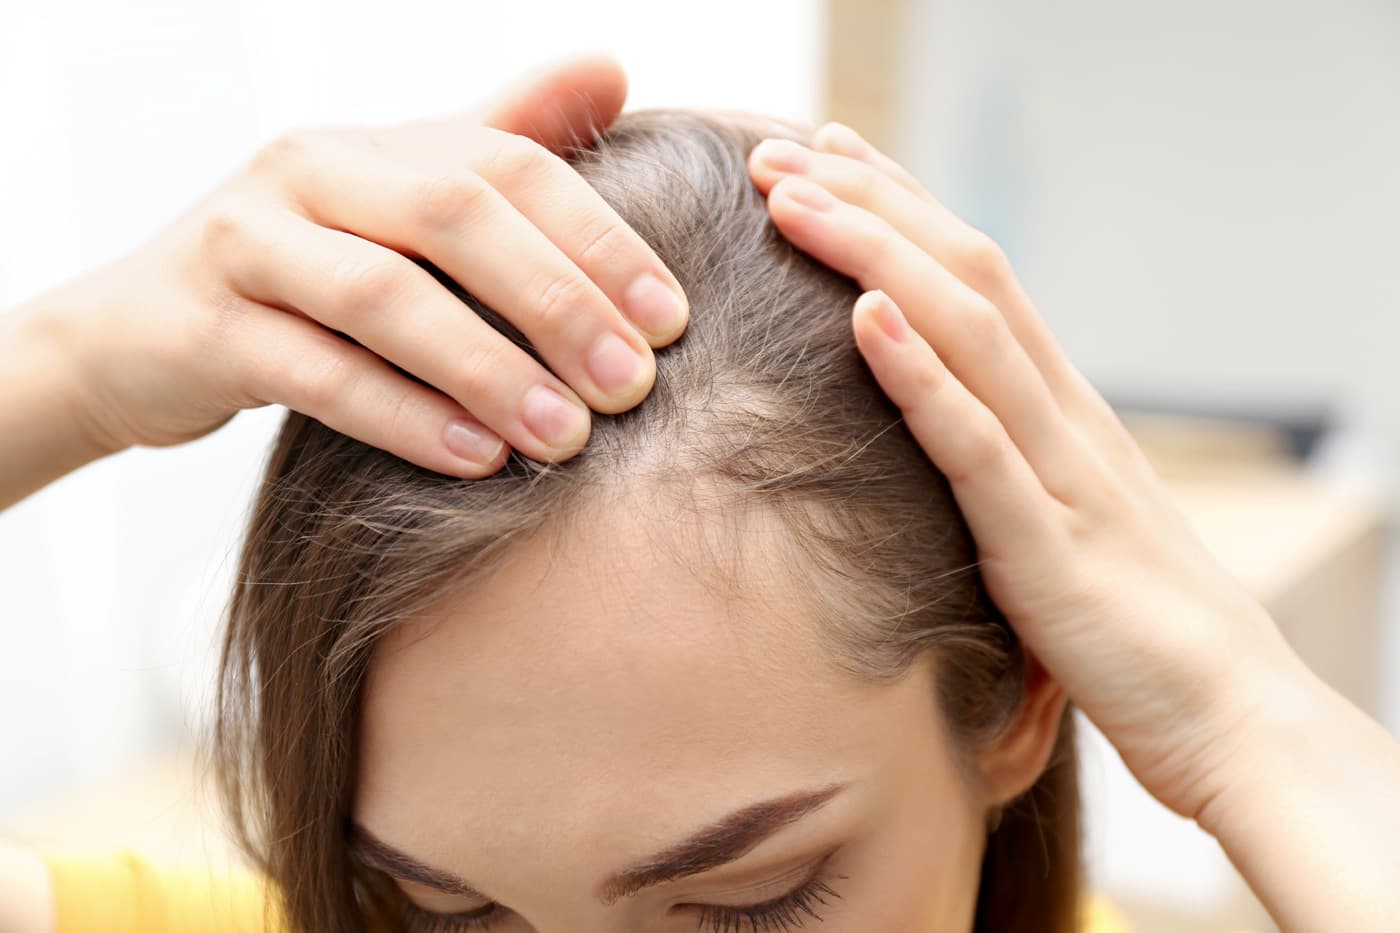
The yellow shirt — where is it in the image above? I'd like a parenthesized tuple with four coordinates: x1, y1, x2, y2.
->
(39, 849, 1134, 932)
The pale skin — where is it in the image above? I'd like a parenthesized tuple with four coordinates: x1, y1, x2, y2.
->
(0, 52, 1397, 933)
(352, 497, 1063, 931)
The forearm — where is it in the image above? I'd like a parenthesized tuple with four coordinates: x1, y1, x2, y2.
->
(1196, 653, 1400, 932)
(0, 290, 119, 510)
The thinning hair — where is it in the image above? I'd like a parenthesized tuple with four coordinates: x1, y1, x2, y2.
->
(208, 107, 1081, 933)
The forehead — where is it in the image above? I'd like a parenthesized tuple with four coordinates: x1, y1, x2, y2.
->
(354, 498, 937, 864)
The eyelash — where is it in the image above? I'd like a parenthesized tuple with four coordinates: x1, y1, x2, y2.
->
(398, 897, 498, 932)
(395, 857, 847, 933)
(694, 860, 846, 933)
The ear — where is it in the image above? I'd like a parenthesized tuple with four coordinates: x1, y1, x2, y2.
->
(974, 650, 1069, 806)
(476, 52, 630, 152)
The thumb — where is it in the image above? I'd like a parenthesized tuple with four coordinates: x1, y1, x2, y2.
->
(475, 51, 629, 151)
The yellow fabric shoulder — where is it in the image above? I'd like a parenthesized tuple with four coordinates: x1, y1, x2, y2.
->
(39, 849, 285, 933)
(40, 848, 1133, 932)
(1080, 892, 1134, 933)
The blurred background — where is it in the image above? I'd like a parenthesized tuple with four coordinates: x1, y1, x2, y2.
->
(1, 1, 1396, 930)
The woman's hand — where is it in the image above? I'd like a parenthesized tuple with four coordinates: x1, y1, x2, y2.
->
(9, 53, 687, 495)
(750, 128, 1400, 931)
(746, 126, 1305, 825)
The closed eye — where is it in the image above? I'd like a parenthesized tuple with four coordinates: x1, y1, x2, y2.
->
(397, 895, 501, 931)
(352, 781, 852, 928)
(392, 849, 847, 933)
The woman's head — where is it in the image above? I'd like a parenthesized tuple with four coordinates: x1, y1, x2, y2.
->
(212, 108, 1080, 933)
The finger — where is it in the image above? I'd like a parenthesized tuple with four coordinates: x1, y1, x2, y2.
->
(468, 128, 690, 345)
(210, 206, 593, 464)
(768, 132, 1138, 464)
(766, 174, 1097, 504)
(389, 52, 628, 156)
(810, 121, 930, 199)
(475, 52, 628, 152)
(269, 138, 662, 417)
(851, 289, 1063, 555)
(223, 298, 512, 477)
(751, 137, 1075, 401)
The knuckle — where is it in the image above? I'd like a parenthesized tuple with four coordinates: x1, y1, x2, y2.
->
(292, 340, 356, 412)
(960, 297, 1007, 342)
(198, 207, 251, 262)
(409, 172, 494, 232)
(958, 414, 1010, 474)
(447, 336, 509, 403)
(854, 220, 901, 279)
(570, 217, 629, 268)
(332, 258, 411, 321)
(530, 268, 595, 331)
(378, 383, 422, 446)
(848, 162, 883, 203)
(910, 358, 949, 399)
(952, 230, 1011, 284)
(475, 132, 555, 192)
(247, 128, 317, 177)
(814, 121, 852, 152)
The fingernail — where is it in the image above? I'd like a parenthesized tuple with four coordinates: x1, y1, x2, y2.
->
(623, 272, 688, 338)
(522, 384, 587, 449)
(444, 417, 505, 465)
(755, 138, 812, 173)
(871, 292, 909, 342)
(586, 331, 648, 395)
(785, 177, 836, 212)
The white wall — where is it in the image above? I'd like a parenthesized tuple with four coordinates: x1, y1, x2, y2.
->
(898, 0, 1400, 489)
(0, 0, 825, 820)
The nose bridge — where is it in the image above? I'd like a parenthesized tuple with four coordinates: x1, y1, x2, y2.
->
(537, 917, 621, 933)
(520, 899, 646, 933)
(488, 784, 671, 932)
(489, 838, 649, 933)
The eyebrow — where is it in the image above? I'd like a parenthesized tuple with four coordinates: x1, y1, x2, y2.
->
(348, 781, 848, 907)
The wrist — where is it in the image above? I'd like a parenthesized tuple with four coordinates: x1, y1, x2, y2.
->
(1192, 645, 1354, 837)
(1189, 639, 1400, 930)
(0, 287, 127, 508)
(16, 279, 130, 458)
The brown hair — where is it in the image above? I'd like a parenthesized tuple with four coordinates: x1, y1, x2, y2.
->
(209, 107, 1081, 933)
